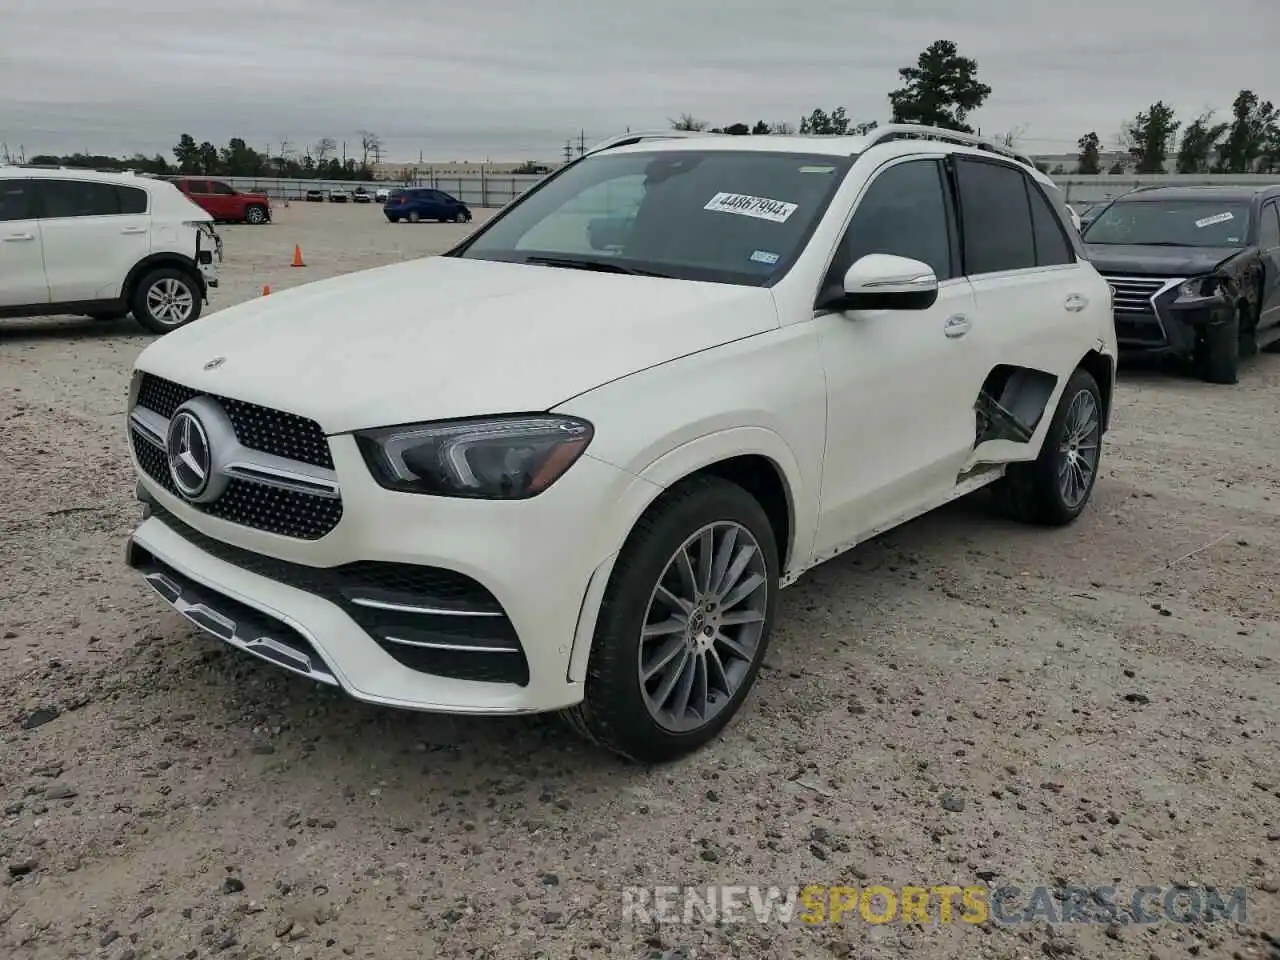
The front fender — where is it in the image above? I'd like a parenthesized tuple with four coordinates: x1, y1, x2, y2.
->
(565, 427, 811, 685)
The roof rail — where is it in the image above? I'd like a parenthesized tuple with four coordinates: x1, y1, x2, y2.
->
(583, 129, 718, 157)
(862, 123, 1035, 170)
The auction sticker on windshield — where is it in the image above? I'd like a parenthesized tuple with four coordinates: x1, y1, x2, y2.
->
(704, 193, 798, 223)
(1194, 212, 1234, 228)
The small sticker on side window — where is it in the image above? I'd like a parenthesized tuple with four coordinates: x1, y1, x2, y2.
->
(1194, 212, 1234, 228)
(750, 250, 780, 265)
(704, 192, 798, 223)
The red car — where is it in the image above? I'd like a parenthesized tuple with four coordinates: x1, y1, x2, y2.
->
(171, 177, 272, 225)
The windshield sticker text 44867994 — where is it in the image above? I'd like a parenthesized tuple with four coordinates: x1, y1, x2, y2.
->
(704, 193, 798, 223)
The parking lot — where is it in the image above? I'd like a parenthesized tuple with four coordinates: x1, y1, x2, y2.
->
(1, 201, 1278, 959)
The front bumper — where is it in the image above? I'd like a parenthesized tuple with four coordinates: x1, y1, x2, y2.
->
(125, 438, 648, 715)
(1108, 276, 1234, 358)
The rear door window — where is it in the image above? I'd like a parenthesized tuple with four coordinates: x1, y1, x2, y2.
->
(954, 157, 1037, 275)
(118, 185, 148, 215)
(37, 179, 123, 218)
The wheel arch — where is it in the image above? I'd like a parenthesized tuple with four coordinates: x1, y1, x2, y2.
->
(1077, 348, 1116, 433)
(123, 253, 204, 303)
(566, 430, 806, 686)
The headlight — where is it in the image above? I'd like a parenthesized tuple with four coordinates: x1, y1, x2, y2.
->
(1176, 276, 1224, 300)
(355, 415, 593, 499)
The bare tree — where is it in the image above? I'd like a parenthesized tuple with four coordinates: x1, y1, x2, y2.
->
(313, 137, 336, 163)
(670, 113, 709, 131)
(997, 124, 1028, 149)
(359, 130, 383, 166)
(768, 121, 795, 135)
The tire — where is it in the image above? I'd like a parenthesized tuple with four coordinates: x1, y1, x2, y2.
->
(562, 475, 779, 763)
(244, 205, 267, 225)
(993, 367, 1103, 527)
(1198, 306, 1241, 384)
(130, 268, 202, 334)
(452, 211, 466, 223)
(407, 210, 421, 223)
(386, 216, 400, 223)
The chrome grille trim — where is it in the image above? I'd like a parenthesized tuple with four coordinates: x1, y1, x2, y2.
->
(130, 406, 340, 500)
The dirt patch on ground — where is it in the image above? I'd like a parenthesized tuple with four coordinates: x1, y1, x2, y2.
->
(1, 204, 1277, 959)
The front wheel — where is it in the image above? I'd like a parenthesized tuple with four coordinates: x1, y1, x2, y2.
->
(563, 476, 779, 763)
(407, 210, 421, 223)
(1196, 307, 1241, 384)
(993, 367, 1103, 526)
(244, 205, 267, 225)
(130, 268, 202, 334)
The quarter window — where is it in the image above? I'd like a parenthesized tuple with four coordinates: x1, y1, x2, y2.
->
(1026, 180, 1075, 266)
(39, 180, 122, 218)
(954, 158, 1036, 274)
(836, 159, 955, 281)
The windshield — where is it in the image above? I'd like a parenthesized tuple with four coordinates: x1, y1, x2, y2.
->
(455, 149, 852, 285)
(1082, 199, 1252, 247)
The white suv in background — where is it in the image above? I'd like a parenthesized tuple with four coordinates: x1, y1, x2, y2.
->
(0, 167, 219, 333)
(124, 126, 1117, 762)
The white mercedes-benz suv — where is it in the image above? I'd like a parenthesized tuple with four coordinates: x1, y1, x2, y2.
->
(125, 126, 1117, 762)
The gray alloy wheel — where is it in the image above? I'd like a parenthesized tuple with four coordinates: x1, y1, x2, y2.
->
(244, 205, 267, 224)
(638, 521, 769, 733)
(1057, 387, 1101, 510)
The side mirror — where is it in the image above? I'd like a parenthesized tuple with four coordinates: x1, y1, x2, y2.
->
(824, 254, 939, 312)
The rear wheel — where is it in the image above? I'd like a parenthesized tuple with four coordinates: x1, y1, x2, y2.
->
(130, 268, 202, 334)
(407, 210, 421, 223)
(563, 476, 779, 763)
(993, 367, 1103, 526)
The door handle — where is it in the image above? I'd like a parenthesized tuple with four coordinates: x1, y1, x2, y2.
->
(3, 233, 35, 242)
(120, 226, 147, 235)
(943, 314, 971, 338)
(1064, 294, 1088, 312)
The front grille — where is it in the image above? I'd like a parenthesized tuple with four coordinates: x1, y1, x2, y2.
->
(1101, 274, 1171, 347)
(136, 373, 334, 470)
(146, 504, 530, 685)
(131, 429, 343, 540)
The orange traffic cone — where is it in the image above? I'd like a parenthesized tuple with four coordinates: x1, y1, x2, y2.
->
(262, 284, 271, 296)
(290, 244, 305, 268)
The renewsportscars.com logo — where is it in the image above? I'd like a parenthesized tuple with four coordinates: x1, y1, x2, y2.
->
(622, 884, 1250, 926)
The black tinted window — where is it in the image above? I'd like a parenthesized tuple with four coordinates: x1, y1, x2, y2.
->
(1026, 180, 1074, 265)
(1259, 203, 1280, 249)
(955, 158, 1035, 274)
(0, 179, 33, 221)
(40, 180, 122, 218)
(184, 180, 208, 193)
(119, 185, 147, 214)
(839, 159, 953, 281)
(209, 182, 234, 195)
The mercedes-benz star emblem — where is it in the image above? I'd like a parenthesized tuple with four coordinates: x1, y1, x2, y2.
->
(203, 356, 226, 371)
(167, 410, 213, 500)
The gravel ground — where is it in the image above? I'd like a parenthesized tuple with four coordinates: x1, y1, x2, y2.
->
(1, 202, 1278, 960)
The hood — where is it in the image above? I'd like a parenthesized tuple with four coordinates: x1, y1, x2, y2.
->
(136, 256, 779, 434)
(1083, 243, 1244, 277)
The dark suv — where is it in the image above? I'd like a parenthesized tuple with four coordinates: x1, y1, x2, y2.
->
(1082, 184, 1280, 384)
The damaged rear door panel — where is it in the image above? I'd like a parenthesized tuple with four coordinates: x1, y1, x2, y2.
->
(946, 154, 1099, 476)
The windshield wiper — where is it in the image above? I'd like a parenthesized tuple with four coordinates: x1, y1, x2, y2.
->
(522, 255, 671, 278)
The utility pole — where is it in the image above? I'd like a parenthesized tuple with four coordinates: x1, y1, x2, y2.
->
(577, 129, 585, 157)
(563, 140, 573, 163)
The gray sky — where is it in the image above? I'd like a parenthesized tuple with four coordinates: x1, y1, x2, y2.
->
(2, 0, 1276, 163)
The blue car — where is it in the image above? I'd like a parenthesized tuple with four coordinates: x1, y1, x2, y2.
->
(383, 188, 473, 224)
